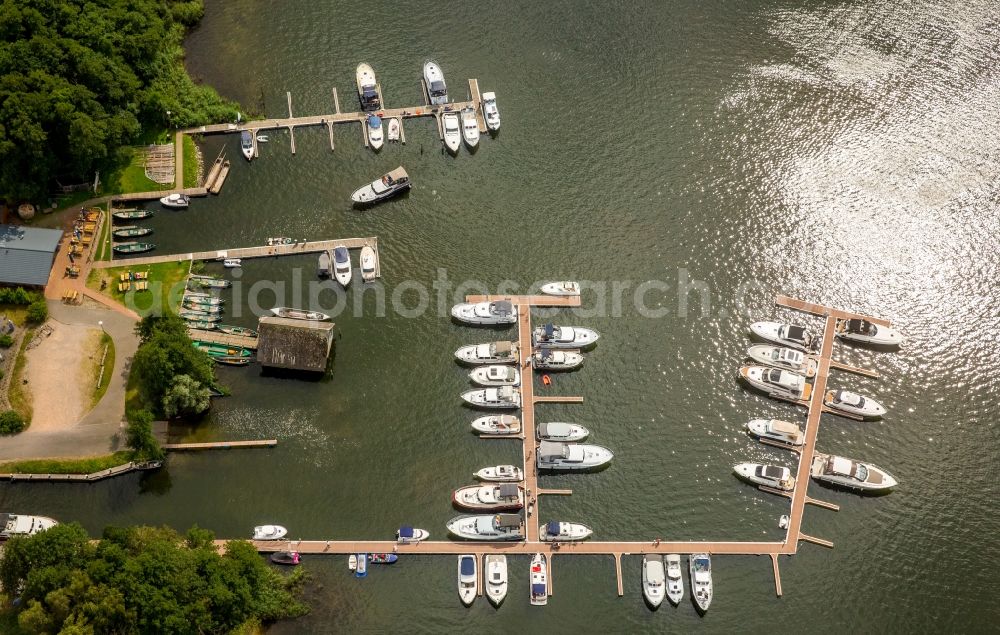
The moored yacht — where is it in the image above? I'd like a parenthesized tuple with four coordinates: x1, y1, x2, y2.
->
(733, 462, 796, 491)
(481, 91, 500, 131)
(360, 245, 377, 282)
(531, 348, 584, 370)
(366, 114, 384, 150)
(442, 112, 461, 153)
(540, 281, 579, 296)
(536, 422, 589, 442)
(537, 441, 613, 471)
(810, 453, 898, 492)
(749, 321, 814, 351)
(452, 483, 525, 512)
(461, 107, 479, 147)
(836, 318, 904, 347)
(665, 554, 684, 605)
(451, 300, 518, 325)
(332, 246, 352, 287)
(0, 513, 58, 539)
(458, 555, 477, 606)
(746, 418, 804, 446)
(396, 526, 430, 544)
(532, 324, 600, 349)
(689, 554, 713, 612)
(159, 193, 189, 209)
(455, 340, 520, 364)
(474, 464, 523, 482)
(469, 365, 520, 386)
(470, 414, 521, 435)
(485, 555, 508, 606)
(355, 62, 381, 111)
(747, 344, 817, 376)
(738, 365, 811, 400)
(423, 60, 448, 105)
(530, 553, 548, 606)
(823, 389, 886, 418)
(446, 513, 524, 541)
(539, 521, 593, 542)
(642, 555, 666, 609)
(240, 130, 254, 160)
(351, 166, 411, 205)
(461, 386, 521, 409)
(252, 524, 287, 541)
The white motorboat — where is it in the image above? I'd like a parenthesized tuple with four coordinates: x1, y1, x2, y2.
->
(240, 130, 254, 160)
(733, 462, 796, 491)
(481, 91, 500, 131)
(452, 483, 524, 512)
(533, 324, 600, 349)
(485, 555, 508, 606)
(746, 418, 804, 446)
(458, 555, 478, 606)
(836, 318, 904, 347)
(355, 553, 367, 577)
(451, 300, 518, 325)
(470, 414, 521, 435)
(256, 134, 268, 142)
(536, 422, 589, 442)
(351, 166, 411, 205)
(442, 112, 461, 153)
(747, 344, 817, 376)
(665, 554, 684, 605)
(348, 554, 357, 571)
(270, 307, 331, 321)
(462, 386, 521, 409)
(738, 365, 811, 401)
(455, 340, 519, 364)
(159, 193, 189, 209)
(223, 258, 242, 268)
(531, 348, 584, 370)
(530, 553, 548, 606)
(537, 441, 613, 471)
(387, 117, 401, 141)
(540, 281, 580, 296)
(749, 321, 814, 351)
(396, 525, 430, 543)
(0, 513, 58, 538)
(642, 555, 666, 609)
(474, 464, 524, 482)
(539, 520, 593, 542)
(446, 513, 524, 541)
(810, 453, 898, 492)
(366, 114, 384, 150)
(355, 62, 380, 111)
(461, 107, 479, 147)
(423, 60, 448, 105)
(823, 389, 886, 418)
(360, 245, 377, 282)
(332, 245, 352, 287)
(317, 250, 330, 277)
(469, 365, 520, 386)
(689, 554, 713, 612)
(252, 524, 287, 541)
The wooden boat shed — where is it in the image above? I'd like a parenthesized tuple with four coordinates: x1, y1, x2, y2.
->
(256, 317, 336, 372)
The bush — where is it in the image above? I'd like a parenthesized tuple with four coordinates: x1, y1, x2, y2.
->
(0, 334, 12, 348)
(125, 409, 164, 461)
(0, 410, 26, 435)
(0, 287, 31, 305)
(26, 300, 48, 324)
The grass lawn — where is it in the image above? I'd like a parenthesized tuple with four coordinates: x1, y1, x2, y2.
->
(183, 135, 199, 188)
(113, 149, 162, 194)
(87, 260, 192, 316)
(8, 327, 34, 422)
(94, 207, 113, 262)
(0, 304, 29, 327)
(90, 332, 116, 409)
(0, 450, 132, 475)
(125, 355, 148, 414)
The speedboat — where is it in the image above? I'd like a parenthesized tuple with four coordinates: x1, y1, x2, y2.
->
(159, 193, 189, 209)
(442, 112, 461, 153)
(531, 349, 584, 370)
(471, 414, 521, 435)
(481, 91, 500, 131)
(665, 554, 684, 605)
(469, 365, 520, 386)
(540, 281, 579, 296)
(366, 115, 384, 150)
(536, 422, 589, 442)
(396, 526, 430, 543)
(270, 307, 331, 321)
(269, 551, 301, 566)
(642, 555, 666, 609)
(533, 324, 600, 349)
(423, 60, 448, 105)
(689, 554, 713, 613)
(317, 250, 330, 277)
(747, 344, 817, 376)
(455, 341, 519, 365)
(537, 441, 614, 471)
(746, 419, 804, 446)
(223, 258, 242, 268)
(332, 245, 351, 287)
(446, 513, 524, 541)
(355, 62, 380, 111)
(240, 130, 254, 160)
(738, 365, 811, 401)
(252, 524, 287, 541)
(836, 318, 904, 347)
(368, 553, 398, 564)
(485, 555, 508, 606)
(474, 465, 523, 482)
(387, 117, 401, 141)
(451, 300, 518, 325)
(355, 553, 367, 578)
(530, 554, 548, 606)
(351, 166, 411, 206)
(461, 107, 479, 147)
(733, 462, 796, 491)
(0, 513, 58, 538)
(823, 389, 886, 418)
(749, 321, 813, 351)
(539, 521, 592, 542)
(461, 386, 521, 409)
(360, 245, 377, 282)
(810, 453, 898, 492)
(452, 483, 525, 512)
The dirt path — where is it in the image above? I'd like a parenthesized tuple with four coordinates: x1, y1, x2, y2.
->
(23, 323, 101, 431)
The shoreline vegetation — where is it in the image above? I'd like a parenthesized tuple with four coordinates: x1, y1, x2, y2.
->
(87, 261, 193, 315)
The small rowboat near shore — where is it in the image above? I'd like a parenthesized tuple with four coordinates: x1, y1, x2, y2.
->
(113, 226, 153, 239)
(112, 209, 153, 221)
(113, 242, 156, 255)
(270, 307, 331, 321)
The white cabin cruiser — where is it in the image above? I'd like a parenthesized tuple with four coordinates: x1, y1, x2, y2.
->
(355, 62, 380, 111)
(485, 555, 508, 606)
(532, 323, 600, 349)
(642, 556, 666, 609)
(474, 464, 523, 482)
(747, 344, 817, 376)
(351, 166, 411, 205)
(481, 91, 500, 131)
(240, 130, 254, 160)
(539, 521, 593, 542)
(536, 422, 589, 442)
(442, 112, 461, 153)
(689, 554, 713, 612)
(746, 418, 804, 446)
(462, 386, 521, 409)
(750, 321, 814, 351)
(458, 555, 478, 606)
(531, 348, 584, 370)
(537, 441, 614, 471)
(423, 60, 448, 105)
(530, 553, 548, 606)
(360, 245, 377, 282)
(446, 513, 524, 541)
(461, 107, 479, 147)
(252, 524, 287, 541)
(396, 526, 430, 543)
(455, 340, 519, 364)
(738, 365, 811, 400)
(665, 554, 684, 605)
(836, 318, 904, 347)
(332, 245, 352, 287)
(470, 414, 521, 435)
(469, 365, 520, 386)
(159, 193, 189, 209)
(810, 453, 898, 492)
(451, 300, 518, 325)
(823, 389, 886, 418)
(733, 463, 796, 491)
(366, 114, 384, 150)
(452, 483, 524, 512)
(0, 513, 58, 539)
(540, 281, 579, 296)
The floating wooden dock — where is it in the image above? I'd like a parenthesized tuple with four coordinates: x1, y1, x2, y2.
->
(188, 328, 259, 350)
(163, 439, 277, 451)
(0, 461, 161, 482)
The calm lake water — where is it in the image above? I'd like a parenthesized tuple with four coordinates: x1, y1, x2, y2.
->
(4, 0, 1000, 631)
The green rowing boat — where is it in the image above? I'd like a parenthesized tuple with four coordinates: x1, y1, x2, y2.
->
(217, 325, 258, 338)
(113, 226, 154, 239)
(112, 210, 154, 221)
(192, 341, 252, 358)
(113, 242, 156, 254)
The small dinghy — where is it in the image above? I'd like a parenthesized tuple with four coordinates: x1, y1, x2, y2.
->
(451, 300, 518, 325)
(532, 323, 600, 349)
(179, 309, 221, 322)
(481, 91, 500, 131)
(396, 526, 430, 544)
(223, 258, 242, 268)
(536, 422, 589, 442)
(746, 418, 804, 446)
(317, 250, 331, 277)
(348, 554, 358, 571)
(531, 348, 584, 371)
(113, 226, 153, 239)
(474, 464, 523, 482)
(810, 452, 898, 492)
(366, 114, 384, 150)
(539, 520, 593, 542)
(747, 344, 817, 376)
(159, 193, 189, 209)
(485, 555, 508, 606)
(269, 551, 301, 566)
(355, 553, 367, 578)
(733, 462, 796, 491)
(749, 321, 814, 351)
(643, 555, 666, 609)
(462, 386, 521, 409)
(112, 209, 153, 221)
(823, 389, 886, 418)
(540, 281, 580, 296)
(360, 245, 378, 282)
(218, 325, 258, 338)
(530, 554, 548, 606)
(387, 117, 401, 141)
(836, 318, 904, 347)
(470, 414, 521, 435)
(252, 525, 287, 541)
(368, 553, 398, 564)
(113, 242, 156, 254)
(458, 555, 478, 606)
(689, 554, 713, 613)
(256, 134, 269, 142)
(469, 365, 520, 386)
(442, 111, 461, 153)
(271, 307, 331, 321)
(452, 483, 525, 512)
(455, 340, 519, 365)
(461, 107, 479, 148)
(215, 355, 251, 366)
(665, 554, 684, 605)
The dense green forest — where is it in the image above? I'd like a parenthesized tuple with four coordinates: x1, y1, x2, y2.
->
(0, 0, 238, 201)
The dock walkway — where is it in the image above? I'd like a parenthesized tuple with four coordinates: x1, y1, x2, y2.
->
(0, 461, 161, 482)
(188, 329, 259, 350)
(163, 440, 276, 451)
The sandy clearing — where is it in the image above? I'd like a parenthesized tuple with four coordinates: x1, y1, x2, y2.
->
(24, 324, 102, 431)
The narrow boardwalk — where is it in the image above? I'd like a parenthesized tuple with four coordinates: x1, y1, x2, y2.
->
(0, 461, 161, 482)
(163, 440, 277, 451)
(187, 329, 259, 350)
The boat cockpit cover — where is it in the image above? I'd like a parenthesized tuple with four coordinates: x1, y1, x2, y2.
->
(761, 465, 786, 479)
(785, 325, 806, 341)
(367, 115, 381, 128)
(770, 420, 800, 435)
(538, 441, 564, 458)
(241, 130, 252, 143)
(846, 318, 865, 332)
(546, 521, 561, 535)
(829, 456, 853, 475)
(398, 526, 414, 538)
(538, 422, 550, 436)
(835, 391, 863, 406)
(765, 368, 783, 383)
(460, 557, 475, 576)
(543, 323, 555, 338)
(362, 88, 378, 100)
(493, 301, 513, 315)
(430, 80, 446, 95)
(494, 340, 511, 354)
(496, 514, 521, 528)
(532, 584, 546, 595)
(334, 247, 349, 262)
(498, 484, 519, 498)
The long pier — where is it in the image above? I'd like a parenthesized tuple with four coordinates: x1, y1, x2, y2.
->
(113, 187, 208, 202)
(188, 329, 259, 350)
(163, 440, 277, 451)
(0, 461, 161, 482)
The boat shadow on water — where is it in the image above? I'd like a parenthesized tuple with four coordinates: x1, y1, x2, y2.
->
(809, 479, 897, 498)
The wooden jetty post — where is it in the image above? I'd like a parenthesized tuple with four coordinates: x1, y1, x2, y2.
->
(771, 554, 783, 597)
(360, 117, 368, 146)
(534, 396, 584, 404)
(376, 83, 385, 109)
(286, 91, 294, 118)
(398, 117, 406, 144)
(289, 126, 296, 155)
(332, 86, 340, 114)
(478, 553, 485, 596)
(798, 533, 834, 549)
(327, 122, 335, 151)
(614, 553, 624, 596)
(548, 554, 554, 596)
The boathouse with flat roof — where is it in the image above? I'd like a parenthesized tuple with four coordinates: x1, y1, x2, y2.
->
(0, 224, 62, 287)
(256, 316, 336, 372)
